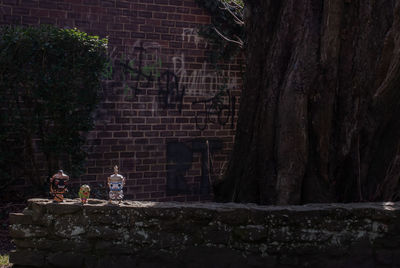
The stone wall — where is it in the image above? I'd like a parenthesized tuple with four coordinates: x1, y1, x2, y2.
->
(9, 199, 400, 267)
(0, 0, 242, 201)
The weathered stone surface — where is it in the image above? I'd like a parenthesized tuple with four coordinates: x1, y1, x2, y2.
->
(91, 255, 138, 268)
(94, 241, 134, 255)
(46, 201, 82, 215)
(392, 249, 400, 265)
(13, 239, 36, 249)
(9, 250, 46, 267)
(177, 246, 251, 268)
(86, 226, 122, 240)
(28, 200, 46, 222)
(13, 238, 92, 252)
(9, 199, 400, 267)
(233, 225, 268, 242)
(204, 225, 232, 244)
(9, 213, 33, 225)
(9, 224, 48, 238)
(375, 249, 393, 265)
(53, 219, 86, 238)
(47, 252, 85, 268)
(13, 238, 54, 250)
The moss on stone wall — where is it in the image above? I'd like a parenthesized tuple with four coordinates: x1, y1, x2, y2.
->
(9, 199, 400, 267)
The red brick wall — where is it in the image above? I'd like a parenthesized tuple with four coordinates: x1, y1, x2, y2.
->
(0, 0, 242, 201)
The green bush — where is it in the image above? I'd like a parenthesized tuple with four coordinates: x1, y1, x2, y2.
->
(0, 254, 9, 266)
(0, 25, 108, 191)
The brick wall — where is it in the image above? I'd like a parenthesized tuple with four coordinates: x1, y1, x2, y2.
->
(0, 0, 242, 201)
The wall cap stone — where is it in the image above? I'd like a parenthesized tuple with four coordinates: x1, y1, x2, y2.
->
(25, 198, 400, 211)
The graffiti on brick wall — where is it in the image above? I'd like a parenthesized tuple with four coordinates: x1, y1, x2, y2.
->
(171, 53, 237, 96)
(106, 37, 238, 128)
(109, 41, 237, 97)
(109, 41, 162, 97)
(108, 41, 187, 112)
(182, 28, 208, 48)
(166, 139, 222, 195)
(192, 87, 236, 131)
(157, 69, 186, 113)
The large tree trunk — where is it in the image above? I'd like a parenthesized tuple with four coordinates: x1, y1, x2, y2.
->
(214, 0, 400, 205)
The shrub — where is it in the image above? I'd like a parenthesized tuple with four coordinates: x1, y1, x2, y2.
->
(0, 254, 9, 266)
(0, 25, 108, 191)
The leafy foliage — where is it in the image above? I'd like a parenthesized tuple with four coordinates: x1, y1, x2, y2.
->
(195, 0, 244, 62)
(0, 25, 108, 191)
(0, 254, 9, 266)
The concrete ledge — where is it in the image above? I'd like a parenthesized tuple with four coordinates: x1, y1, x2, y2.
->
(9, 199, 400, 267)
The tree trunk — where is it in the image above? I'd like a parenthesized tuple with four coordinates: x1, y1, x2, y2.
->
(214, 0, 400, 205)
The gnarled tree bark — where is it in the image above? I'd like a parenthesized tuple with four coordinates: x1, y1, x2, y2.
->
(215, 0, 400, 204)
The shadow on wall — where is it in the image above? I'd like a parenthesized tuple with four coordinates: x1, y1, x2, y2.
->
(166, 139, 223, 196)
